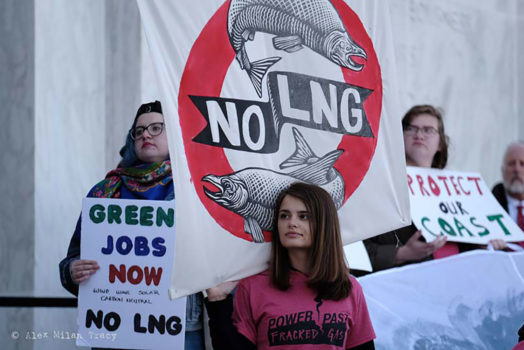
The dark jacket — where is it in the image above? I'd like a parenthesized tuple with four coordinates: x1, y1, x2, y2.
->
(492, 182, 509, 212)
(363, 224, 431, 272)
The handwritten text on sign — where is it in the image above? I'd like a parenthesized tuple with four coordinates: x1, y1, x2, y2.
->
(77, 198, 186, 350)
(407, 167, 524, 244)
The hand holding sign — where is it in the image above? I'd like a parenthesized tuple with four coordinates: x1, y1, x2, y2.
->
(206, 281, 239, 302)
(395, 231, 447, 265)
(70, 259, 100, 284)
(489, 239, 508, 251)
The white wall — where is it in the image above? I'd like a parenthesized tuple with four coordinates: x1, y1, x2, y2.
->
(1, 1, 523, 349)
(34, 0, 106, 298)
(388, 0, 523, 186)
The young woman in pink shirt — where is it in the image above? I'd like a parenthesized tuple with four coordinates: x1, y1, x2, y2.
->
(205, 183, 376, 350)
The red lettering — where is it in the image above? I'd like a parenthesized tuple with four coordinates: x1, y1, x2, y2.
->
(144, 267, 163, 286)
(467, 176, 483, 195)
(416, 175, 430, 196)
(128, 265, 143, 284)
(427, 175, 441, 196)
(407, 175, 415, 195)
(108, 264, 162, 286)
(449, 176, 461, 195)
(437, 176, 452, 195)
(457, 176, 471, 195)
(109, 264, 126, 283)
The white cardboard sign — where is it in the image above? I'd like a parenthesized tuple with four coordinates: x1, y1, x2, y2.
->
(77, 198, 186, 350)
(407, 167, 524, 244)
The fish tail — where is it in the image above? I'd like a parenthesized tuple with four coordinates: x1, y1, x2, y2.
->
(244, 216, 265, 243)
(246, 56, 281, 97)
(280, 127, 317, 169)
(289, 149, 343, 185)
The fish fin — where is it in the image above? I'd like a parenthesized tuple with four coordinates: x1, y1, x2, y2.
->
(280, 127, 318, 169)
(273, 35, 303, 52)
(242, 29, 255, 41)
(244, 217, 265, 243)
(236, 50, 246, 70)
(284, 45, 303, 53)
(289, 150, 343, 185)
(246, 56, 281, 97)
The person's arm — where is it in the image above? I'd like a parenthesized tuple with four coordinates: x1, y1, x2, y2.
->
(58, 215, 99, 296)
(395, 230, 446, 265)
(59, 216, 82, 296)
(363, 235, 398, 271)
(205, 294, 255, 350)
(350, 340, 375, 350)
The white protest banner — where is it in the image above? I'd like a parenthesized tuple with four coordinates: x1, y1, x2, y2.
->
(407, 166, 524, 244)
(359, 251, 524, 349)
(137, 0, 410, 297)
(77, 198, 185, 350)
(344, 241, 372, 272)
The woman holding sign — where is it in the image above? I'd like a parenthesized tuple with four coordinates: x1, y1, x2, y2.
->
(364, 105, 451, 272)
(205, 183, 376, 350)
(59, 101, 204, 350)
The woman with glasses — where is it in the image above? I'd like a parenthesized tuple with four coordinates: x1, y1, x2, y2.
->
(59, 101, 204, 350)
(363, 105, 452, 272)
(205, 183, 376, 350)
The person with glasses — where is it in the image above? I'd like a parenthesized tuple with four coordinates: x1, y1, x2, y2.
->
(363, 105, 452, 272)
(59, 101, 205, 350)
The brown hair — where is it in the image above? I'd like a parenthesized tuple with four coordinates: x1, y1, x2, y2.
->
(269, 183, 351, 300)
(402, 104, 449, 169)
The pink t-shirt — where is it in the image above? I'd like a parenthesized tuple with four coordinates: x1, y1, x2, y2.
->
(232, 270, 375, 349)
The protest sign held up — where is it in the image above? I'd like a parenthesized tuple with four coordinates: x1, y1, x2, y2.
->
(407, 167, 524, 244)
(77, 198, 186, 350)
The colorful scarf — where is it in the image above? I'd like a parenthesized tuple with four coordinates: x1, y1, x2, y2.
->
(88, 160, 172, 199)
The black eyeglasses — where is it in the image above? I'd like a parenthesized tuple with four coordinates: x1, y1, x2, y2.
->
(404, 125, 438, 136)
(129, 122, 165, 140)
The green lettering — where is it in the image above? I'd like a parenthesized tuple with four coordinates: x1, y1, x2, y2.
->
(140, 206, 154, 226)
(107, 205, 122, 224)
(454, 217, 474, 237)
(89, 204, 105, 224)
(438, 217, 456, 236)
(156, 207, 174, 227)
(487, 214, 511, 236)
(470, 217, 489, 236)
(421, 217, 438, 237)
(125, 205, 139, 225)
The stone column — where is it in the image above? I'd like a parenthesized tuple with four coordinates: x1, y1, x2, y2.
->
(105, 0, 142, 169)
(0, 0, 35, 349)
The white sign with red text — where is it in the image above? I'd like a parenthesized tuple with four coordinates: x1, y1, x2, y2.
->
(407, 167, 524, 244)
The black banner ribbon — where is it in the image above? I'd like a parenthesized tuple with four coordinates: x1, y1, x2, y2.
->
(191, 71, 373, 154)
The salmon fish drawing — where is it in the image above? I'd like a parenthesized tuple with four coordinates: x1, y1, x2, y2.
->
(202, 127, 345, 243)
(227, 0, 367, 97)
